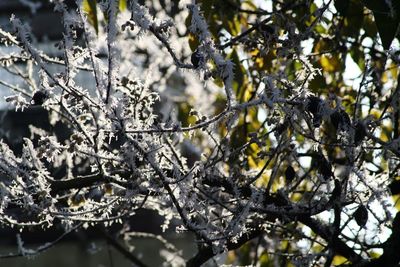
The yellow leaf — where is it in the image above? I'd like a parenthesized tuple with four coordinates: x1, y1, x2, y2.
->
(119, 0, 127, 11)
(82, 0, 99, 34)
(320, 55, 341, 72)
(381, 71, 388, 83)
(241, 0, 257, 11)
(333, 255, 348, 265)
(104, 183, 113, 194)
(68, 194, 86, 207)
(255, 172, 270, 188)
(389, 63, 398, 79)
(393, 195, 400, 211)
(369, 109, 380, 119)
(369, 250, 382, 259)
(259, 253, 270, 265)
(226, 251, 236, 264)
(248, 155, 258, 169)
(380, 126, 391, 142)
(188, 33, 200, 51)
(314, 39, 328, 53)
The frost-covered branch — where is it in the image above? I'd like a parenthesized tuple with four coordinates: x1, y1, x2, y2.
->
(0, 0, 399, 266)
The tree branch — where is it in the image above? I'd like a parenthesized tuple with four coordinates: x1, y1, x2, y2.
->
(98, 227, 149, 267)
(186, 227, 264, 267)
(354, 212, 400, 267)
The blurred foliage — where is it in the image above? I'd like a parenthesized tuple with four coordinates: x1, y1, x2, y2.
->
(83, 0, 127, 33)
(183, 0, 399, 265)
(79, 0, 400, 265)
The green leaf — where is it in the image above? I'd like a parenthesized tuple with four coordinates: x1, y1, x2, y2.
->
(362, 0, 400, 49)
(82, 0, 99, 34)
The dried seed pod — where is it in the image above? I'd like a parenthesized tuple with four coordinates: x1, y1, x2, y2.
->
(31, 91, 48, 105)
(389, 180, 400, 195)
(306, 96, 322, 115)
(259, 24, 275, 38)
(306, 96, 324, 128)
(191, 50, 203, 68)
(69, 194, 86, 207)
(330, 109, 351, 130)
(340, 110, 351, 126)
(318, 155, 333, 180)
(354, 204, 368, 227)
(313, 114, 322, 127)
(354, 122, 367, 145)
(330, 110, 341, 129)
(313, 152, 334, 180)
(276, 121, 288, 135)
(285, 165, 296, 183)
